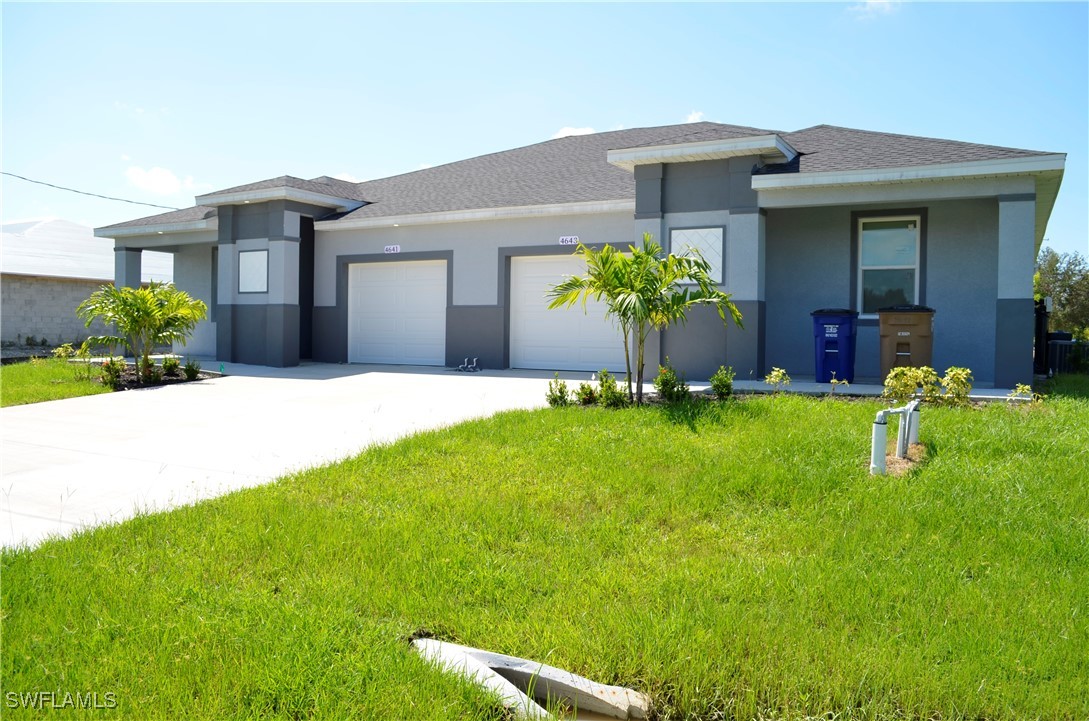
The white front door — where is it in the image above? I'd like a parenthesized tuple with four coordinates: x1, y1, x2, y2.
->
(509, 255, 627, 372)
(348, 260, 447, 365)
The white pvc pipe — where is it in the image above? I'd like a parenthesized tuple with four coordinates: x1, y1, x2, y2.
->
(871, 411, 888, 475)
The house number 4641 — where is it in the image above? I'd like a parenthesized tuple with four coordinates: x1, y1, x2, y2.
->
(384, 245, 401, 254)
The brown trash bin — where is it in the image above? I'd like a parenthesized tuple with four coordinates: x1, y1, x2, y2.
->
(878, 305, 935, 379)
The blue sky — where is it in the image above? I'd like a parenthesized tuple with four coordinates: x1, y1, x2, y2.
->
(2, 1, 1086, 257)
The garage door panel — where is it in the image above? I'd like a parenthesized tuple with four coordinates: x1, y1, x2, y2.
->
(349, 260, 447, 366)
(510, 256, 626, 372)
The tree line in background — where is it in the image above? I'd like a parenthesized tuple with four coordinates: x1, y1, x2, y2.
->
(1035, 246, 1089, 340)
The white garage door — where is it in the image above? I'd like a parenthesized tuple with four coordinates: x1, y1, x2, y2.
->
(510, 255, 627, 372)
(348, 260, 447, 365)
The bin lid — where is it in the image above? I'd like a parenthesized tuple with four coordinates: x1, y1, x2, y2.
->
(877, 304, 935, 313)
(810, 308, 858, 316)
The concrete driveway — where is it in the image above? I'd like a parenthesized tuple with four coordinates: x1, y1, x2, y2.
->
(1, 363, 568, 549)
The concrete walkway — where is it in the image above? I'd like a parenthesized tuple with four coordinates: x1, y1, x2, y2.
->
(0, 362, 1017, 549)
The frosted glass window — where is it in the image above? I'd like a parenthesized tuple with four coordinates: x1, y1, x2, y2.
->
(858, 217, 919, 314)
(671, 227, 724, 284)
(238, 250, 268, 293)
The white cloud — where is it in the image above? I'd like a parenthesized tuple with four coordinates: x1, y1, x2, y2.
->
(333, 172, 362, 183)
(849, 0, 898, 19)
(686, 111, 705, 123)
(124, 166, 208, 196)
(551, 126, 595, 139)
(120, 154, 131, 161)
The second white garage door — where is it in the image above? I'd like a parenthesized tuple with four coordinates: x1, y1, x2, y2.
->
(510, 255, 627, 372)
(348, 260, 447, 365)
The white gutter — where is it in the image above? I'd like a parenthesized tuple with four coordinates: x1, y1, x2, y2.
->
(196, 186, 365, 213)
(608, 134, 797, 170)
(752, 154, 1066, 190)
(315, 199, 635, 231)
(95, 217, 218, 238)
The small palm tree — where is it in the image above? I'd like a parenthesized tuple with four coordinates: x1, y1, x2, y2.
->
(548, 233, 743, 404)
(77, 282, 208, 382)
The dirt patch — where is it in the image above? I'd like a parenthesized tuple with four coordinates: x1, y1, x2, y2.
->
(885, 443, 927, 476)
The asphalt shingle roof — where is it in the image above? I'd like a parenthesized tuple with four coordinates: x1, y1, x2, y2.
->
(332, 123, 744, 221)
(97, 122, 1059, 233)
(779, 124, 1056, 174)
(199, 175, 371, 202)
(99, 205, 217, 231)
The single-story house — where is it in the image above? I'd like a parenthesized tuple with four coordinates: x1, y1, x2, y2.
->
(2, 218, 172, 345)
(95, 122, 1065, 387)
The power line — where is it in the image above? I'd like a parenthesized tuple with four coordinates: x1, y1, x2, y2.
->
(1, 172, 181, 211)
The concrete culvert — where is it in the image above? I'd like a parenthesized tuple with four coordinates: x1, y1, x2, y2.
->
(412, 638, 651, 720)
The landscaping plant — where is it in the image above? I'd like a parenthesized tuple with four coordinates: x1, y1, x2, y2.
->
(100, 358, 126, 391)
(595, 368, 627, 408)
(183, 358, 202, 382)
(574, 381, 598, 406)
(883, 366, 971, 406)
(709, 364, 735, 400)
(547, 233, 742, 404)
(546, 373, 571, 407)
(162, 356, 182, 377)
(51, 343, 76, 360)
(940, 366, 974, 407)
(653, 357, 689, 403)
(764, 366, 791, 392)
(77, 281, 207, 383)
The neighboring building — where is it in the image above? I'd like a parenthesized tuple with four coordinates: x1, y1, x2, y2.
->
(1, 219, 172, 345)
(95, 122, 1065, 387)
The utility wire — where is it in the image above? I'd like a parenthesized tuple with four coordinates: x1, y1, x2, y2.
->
(1, 172, 181, 211)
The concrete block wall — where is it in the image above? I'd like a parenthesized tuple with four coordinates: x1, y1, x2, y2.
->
(1, 274, 109, 344)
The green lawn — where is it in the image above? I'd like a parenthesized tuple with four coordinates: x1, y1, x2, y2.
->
(2, 391, 1087, 719)
(0, 358, 108, 407)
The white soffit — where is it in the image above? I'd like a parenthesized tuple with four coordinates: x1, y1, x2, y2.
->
(314, 199, 635, 231)
(607, 134, 797, 171)
(751, 154, 1067, 191)
(196, 187, 365, 213)
(94, 217, 218, 238)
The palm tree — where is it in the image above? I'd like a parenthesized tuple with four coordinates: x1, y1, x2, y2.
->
(77, 282, 208, 382)
(548, 233, 743, 404)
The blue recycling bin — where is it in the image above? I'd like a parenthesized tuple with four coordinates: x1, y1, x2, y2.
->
(811, 309, 859, 383)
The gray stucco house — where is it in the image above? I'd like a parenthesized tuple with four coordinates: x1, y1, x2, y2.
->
(95, 122, 1065, 387)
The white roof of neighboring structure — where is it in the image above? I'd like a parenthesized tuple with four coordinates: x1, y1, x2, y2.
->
(1, 218, 173, 283)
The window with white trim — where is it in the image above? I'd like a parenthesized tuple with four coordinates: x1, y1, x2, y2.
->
(858, 216, 919, 314)
(671, 227, 724, 284)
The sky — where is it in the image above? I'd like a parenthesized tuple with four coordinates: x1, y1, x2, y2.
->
(2, 1, 1087, 257)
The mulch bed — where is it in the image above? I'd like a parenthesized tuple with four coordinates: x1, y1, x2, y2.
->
(106, 365, 219, 392)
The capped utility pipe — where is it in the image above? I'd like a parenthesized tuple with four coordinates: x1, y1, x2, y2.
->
(871, 400, 921, 475)
(870, 410, 889, 475)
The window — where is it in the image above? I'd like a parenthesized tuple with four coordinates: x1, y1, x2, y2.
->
(858, 216, 919, 314)
(670, 227, 724, 284)
(238, 249, 268, 293)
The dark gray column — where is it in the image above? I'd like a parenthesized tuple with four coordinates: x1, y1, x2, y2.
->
(114, 247, 142, 288)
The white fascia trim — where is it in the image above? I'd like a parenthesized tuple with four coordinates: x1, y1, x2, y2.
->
(94, 218, 219, 238)
(751, 154, 1067, 190)
(607, 134, 797, 170)
(196, 187, 365, 212)
(314, 199, 635, 231)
